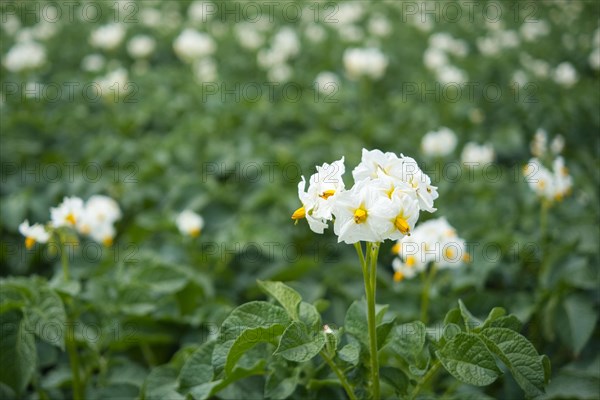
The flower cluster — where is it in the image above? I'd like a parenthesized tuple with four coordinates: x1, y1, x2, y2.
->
(525, 130, 572, 202)
(19, 195, 121, 249)
(292, 149, 438, 244)
(421, 127, 457, 157)
(176, 210, 205, 237)
(391, 217, 469, 282)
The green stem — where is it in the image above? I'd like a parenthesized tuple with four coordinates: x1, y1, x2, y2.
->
(538, 200, 550, 286)
(320, 350, 358, 400)
(365, 242, 381, 400)
(409, 360, 441, 400)
(66, 317, 83, 400)
(61, 240, 70, 281)
(420, 263, 438, 325)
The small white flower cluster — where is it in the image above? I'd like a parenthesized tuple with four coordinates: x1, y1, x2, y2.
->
(391, 217, 469, 282)
(552, 62, 578, 88)
(423, 33, 468, 84)
(525, 130, 572, 202)
(90, 23, 126, 51)
(19, 195, 121, 249)
(257, 27, 300, 82)
(94, 68, 129, 98)
(314, 71, 340, 96)
(421, 127, 457, 157)
(3, 41, 47, 72)
(476, 29, 520, 57)
(127, 35, 156, 59)
(176, 210, 204, 237)
(173, 28, 216, 62)
(343, 47, 388, 80)
(292, 149, 438, 244)
(589, 27, 600, 70)
(461, 142, 495, 165)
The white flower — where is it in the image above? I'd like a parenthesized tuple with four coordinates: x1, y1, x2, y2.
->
(267, 63, 293, 83)
(176, 210, 204, 237)
(530, 128, 548, 157)
(550, 135, 565, 155)
(421, 127, 457, 157)
(392, 217, 468, 281)
(127, 35, 156, 59)
(19, 220, 50, 249)
(235, 23, 265, 50)
(374, 189, 420, 241)
(3, 41, 46, 72)
(50, 197, 84, 228)
(2, 14, 21, 36)
(304, 23, 326, 43)
(140, 7, 161, 28)
(81, 53, 105, 72)
(293, 157, 346, 233)
(188, 1, 214, 22)
(461, 142, 495, 165)
(553, 62, 578, 88)
(194, 58, 217, 82)
(272, 27, 300, 59)
(323, 325, 334, 334)
(524, 157, 572, 201)
(90, 24, 126, 50)
(589, 47, 600, 70)
(423, 47, 448, 70)
(173, 29, 216, 62)
(331, 180, 392, 244)
(368, 14, 392, 37)
(520, 20, 550, 42)
(435, 65, 467, 84)
(343, 47, 388, 80)
(315, 71, 340, 96)
(88, 222, 117, 247)
(95, 68, 129, 98)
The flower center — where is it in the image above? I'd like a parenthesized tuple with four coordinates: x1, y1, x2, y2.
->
(66, 213, 76, 225)
(394, 216, 410, 235)
(406, 256, 416, 267)
(291, 206, 306, 220)
(353, 208, 368, 224)
(320, 190, 335, 199)
(189, 227, 201, 237)
(102, 237, 113, 247)
(393, 270, 404, 282)
(25, 237, 35, 249)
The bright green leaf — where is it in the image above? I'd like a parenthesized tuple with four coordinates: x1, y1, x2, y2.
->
(0, 309, 36, 395)
(257, 280, 302, 321)
(275, 322, 325, 362)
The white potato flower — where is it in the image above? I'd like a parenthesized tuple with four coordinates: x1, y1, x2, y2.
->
(3, 41, 46, 72)
(176, 210, 205, 237)
(19, 220, 50, 249)
(343, 47, 388, 80)
(81, 53, 106, 72)
(127, 35, 156, 59)
(461, 142, 495, 165)
(421, 127, 457, 157)
(314, 72, 340, 96)
(50, 197, 85, 228)
(553, 62, 578, 88)
(173, 29, 216, 62)
(90, 23, 126, 50)
(524, 157, 572, 202)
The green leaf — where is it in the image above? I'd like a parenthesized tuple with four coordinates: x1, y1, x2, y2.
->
(226, 326, 285, 373)
(436, 333, 501, 386)
(558, 293, 597, 355)
(458, 300, 482, 332)
(0, 309, 36, 395)
(382, 321, 426, 362)
(376, 320, 395, 350)
(257, 280, 302, 321)
(344, 300, 368, 346)
(478, 307, 506, 331)
(480, 328, 547, 397)
(275, 322, 325, 362)
(144, 366, 185, 400)
(179, 341, 215, 392)
(380, 366, 409, 395)
(338, 342, 360, 366)
(298, 301, 321, 331)
(486, 315, 522, 332)
(265, 365, 299, 399)
(213, 302, 289, 374)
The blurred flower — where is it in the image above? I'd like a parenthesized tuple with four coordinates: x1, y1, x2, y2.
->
(188, 1, 214, 22)
(78, 195, 121, 246)
(520, 20, 550, 42)
(267, 63, 293, 82)
(461, 142, 495, 165)
(140, 7, 161, 28)
(421, 127, 457, 157)
(589, 47, 600, 70)
(315, 71, 340, 96)
(95, 68, 129, 98)
(553, 62, 578, 88)
(19, 220, 50, 249)
(530, 128, 548, 157)
(173, 29, 216, 62)
(176, 210, 204, 237)
(368, 14, 392, 37)
(423, 47, 448, 70)
(343, 47, 388, 80)
(392, 217, 468, 281)
(194, 57, 217, 82)
(51, 197, 85, 228)
(304, 23, 326, 43)
(81, 54, 106, 72)
(3, 41, 46, 72)
(235, 23, 265, 50)
(90, 23, 126, 50)
(127, 35, 156, 59)
(435, 65, 467, 84)
(524, 157, 572, 202)
(550, 135, 565, 155)
(2, 14, 21, 36)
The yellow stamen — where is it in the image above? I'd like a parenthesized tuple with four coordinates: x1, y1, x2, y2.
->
(353, 208, 367, 224)
(444, 247, 455, 259)
(406, 256, 416, 267)
(463, 253, 471, 263)
(25, 237, 35, 249)
(537, 180, 546, 189)
(102, 237, 113, 247)
(393, 270, 404, 282)
(391, 243, 401, 254)
(320, 190, 335, 199)
(80, 224, 91, 235)
(190, 228, 201, 237)
(385, 186, 394, 199)
(394, 216, 410, 235)
(291, 206, 306, 220)
(66, 213, 76, 225)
